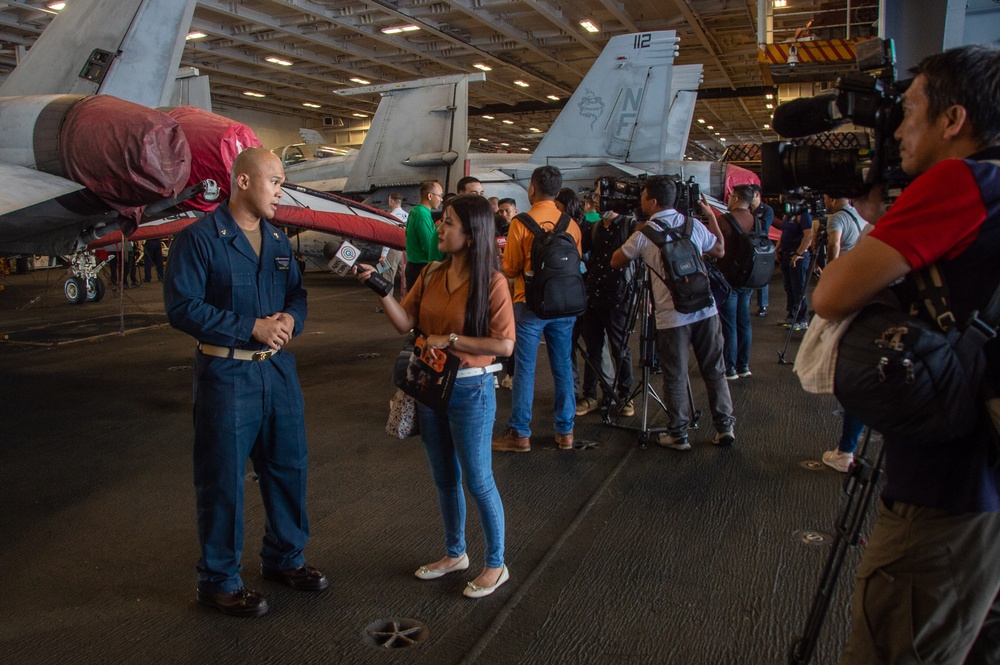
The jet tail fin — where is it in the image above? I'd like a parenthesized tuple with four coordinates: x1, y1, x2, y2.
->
(339, 74, 484, 194)
(533, 31, 680, 165)
(0, 0, 197, 108)
(661, 65, 704, 162)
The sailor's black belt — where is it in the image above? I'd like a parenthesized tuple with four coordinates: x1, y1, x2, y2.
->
(198, 343, 279, 362)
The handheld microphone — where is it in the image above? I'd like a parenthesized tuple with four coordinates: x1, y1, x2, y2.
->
(771, 93, 845, 138)
(328, 240, 361, 276)
(363, 272, 392, 298)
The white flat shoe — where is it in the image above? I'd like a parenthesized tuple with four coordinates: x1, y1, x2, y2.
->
(414, 553, 469, 580)
(463, 565, 509, 598)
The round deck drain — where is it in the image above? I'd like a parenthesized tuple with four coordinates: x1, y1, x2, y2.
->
(364, 617, 428, 649)
(799, 460, 825, 471)
(793, 529, 832, 546)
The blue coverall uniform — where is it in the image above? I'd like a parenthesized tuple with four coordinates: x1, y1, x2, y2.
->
(164, 201, 310, 594)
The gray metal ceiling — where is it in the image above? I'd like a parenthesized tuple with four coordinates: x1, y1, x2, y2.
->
(0, 1, 878, 159)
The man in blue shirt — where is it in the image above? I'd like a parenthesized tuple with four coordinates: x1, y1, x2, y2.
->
(777, 205, 813, 329)
(165, 147, 327, 618)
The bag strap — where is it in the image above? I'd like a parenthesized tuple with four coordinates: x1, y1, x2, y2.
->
(912, 265, 956, 333)
(841, 207, 864, 235)
(723, 211, 750, 237)
(514, 212, 571, 237)
(638, 224, 671, 286)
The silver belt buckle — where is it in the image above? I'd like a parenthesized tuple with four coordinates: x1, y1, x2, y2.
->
(252, 350, 272, 361)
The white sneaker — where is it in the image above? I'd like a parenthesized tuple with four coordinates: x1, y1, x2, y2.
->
(657, 433, 690, 451)
(822, 449, 854, 473)
(713, 430, 736, 447)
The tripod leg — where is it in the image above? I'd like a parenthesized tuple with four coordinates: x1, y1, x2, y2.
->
(788, 433, 885, 665)
(686, 377, 701, 429)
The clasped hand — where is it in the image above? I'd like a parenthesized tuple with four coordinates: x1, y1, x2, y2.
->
(252, 312, 294, 350)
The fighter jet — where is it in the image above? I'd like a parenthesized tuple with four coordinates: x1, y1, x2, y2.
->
(0, 0, 403, 303)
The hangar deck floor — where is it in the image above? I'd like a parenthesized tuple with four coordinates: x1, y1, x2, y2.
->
(0, 269, 871, 664)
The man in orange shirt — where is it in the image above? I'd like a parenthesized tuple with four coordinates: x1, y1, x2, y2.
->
(492, 166, 582, 452)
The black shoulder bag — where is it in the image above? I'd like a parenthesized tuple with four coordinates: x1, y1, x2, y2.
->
(834, 265, 1000, 446)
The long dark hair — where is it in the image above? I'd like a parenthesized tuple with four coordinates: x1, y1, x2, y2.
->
(447, 194, 500, 338)
(556, 188, 585, 224)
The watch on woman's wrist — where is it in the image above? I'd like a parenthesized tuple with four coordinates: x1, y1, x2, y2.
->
(448, 333, 459, 348)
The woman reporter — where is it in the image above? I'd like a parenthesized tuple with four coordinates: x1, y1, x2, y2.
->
(356, 195, 516, 598)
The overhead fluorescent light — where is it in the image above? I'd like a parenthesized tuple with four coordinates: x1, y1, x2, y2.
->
(579, 20, 599, 33)
(546, 95, 560, 101)
(381, 25, 419, 34)
(482, 115, 494, 120)
(765, 93, 774, 100)
(502, 119, 514, 125)
(697, 118, 705, 124)
(349, 77, 371, 85)
(479, 138, 489, 142)
(774, 0, 788, 7)
(513, 80, 529, 88)
(529, 128, 541, 133)
(763, 123, 771, 129)
(186, 31, 207, 40)
(720, 137, 727, 141)
(243, 91, 266, 98)
(47, 1, 65, 9)
(765, 103, 774, 109)
(521, 147, 530, 151)
(302, 102, 321, 108)
(707, 125, 714, 130)
(714, 132, 720, 135)
(265, 56, 293, 67)
(500, 142, 510, 146)
(473, 63, 492, 72)
(352, 113, 368, 118)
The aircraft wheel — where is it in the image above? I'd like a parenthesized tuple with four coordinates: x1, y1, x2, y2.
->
(86, 276, 106, 302)
(64, 277, 87, 304)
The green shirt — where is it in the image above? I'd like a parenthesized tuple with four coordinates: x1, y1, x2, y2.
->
(404, 204, 443, 264)
(585, 211, 601, 223)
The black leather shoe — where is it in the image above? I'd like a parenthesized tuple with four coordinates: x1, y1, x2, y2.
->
(261, 563, 330, 592)
(196, 587, 268, 617)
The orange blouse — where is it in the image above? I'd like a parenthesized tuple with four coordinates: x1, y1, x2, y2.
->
(401, 262, 516, 368)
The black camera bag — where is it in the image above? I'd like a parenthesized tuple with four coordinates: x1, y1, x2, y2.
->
(517, 212, 587, 320)
(640, 217, 714, 314)
(834, 265, 1000, 446)
(721, 212, 776, 289)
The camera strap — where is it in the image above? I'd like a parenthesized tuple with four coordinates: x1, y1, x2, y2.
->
(841, 207, 863, 235)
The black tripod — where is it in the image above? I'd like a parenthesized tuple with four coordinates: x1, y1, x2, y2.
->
(788, 427, 885, 664)
(575, 265, 700, 447)
(777, 247, 824, 364)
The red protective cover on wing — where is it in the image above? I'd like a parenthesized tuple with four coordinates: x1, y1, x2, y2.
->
(273, 206, 406, 250)
(60, 96, 191, 221)
(722, 163, 761, 199)
(168, 106, 263, 212)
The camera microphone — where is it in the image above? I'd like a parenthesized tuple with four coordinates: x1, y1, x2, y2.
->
(771, 93, 845, 138)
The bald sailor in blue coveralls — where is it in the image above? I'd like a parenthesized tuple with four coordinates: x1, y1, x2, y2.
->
(164, 147, 328, 618)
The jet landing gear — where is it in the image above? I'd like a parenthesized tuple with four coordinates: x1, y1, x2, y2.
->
(63, 252, 110, 304)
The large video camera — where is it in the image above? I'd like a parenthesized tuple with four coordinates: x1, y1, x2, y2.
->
(761, 38, 908, 199)
(595, 174, 700, 217)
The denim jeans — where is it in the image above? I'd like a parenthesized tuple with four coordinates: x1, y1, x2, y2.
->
(418, 372, 505, 568)
(718, 287, 753, 373)
(509, 306, 576, 437)
(756, 284, 769, 309)
(655, 316, 735, 436)
(839, 410, 867, 454)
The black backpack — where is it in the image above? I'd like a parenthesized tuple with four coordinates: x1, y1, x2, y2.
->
(721, 212, 776, 289)
(640, 217, 714, 314)
(517, 212, 587, 319)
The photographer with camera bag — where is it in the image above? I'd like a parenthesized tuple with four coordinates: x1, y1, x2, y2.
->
(813, 45, 1000, 664)
(611, 176, 736, 451)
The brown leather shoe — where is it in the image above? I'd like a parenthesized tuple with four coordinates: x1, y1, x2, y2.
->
(492, 428, 530, 452)
(261, 563, 330, 591)
(196, 587, 269, 617)
(555, 432, 574, 450)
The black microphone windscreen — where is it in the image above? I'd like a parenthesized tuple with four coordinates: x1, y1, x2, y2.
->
(771, 93, 843, 138)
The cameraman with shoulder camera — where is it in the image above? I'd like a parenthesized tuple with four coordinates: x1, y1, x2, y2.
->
(813, 45, 1000, 664)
